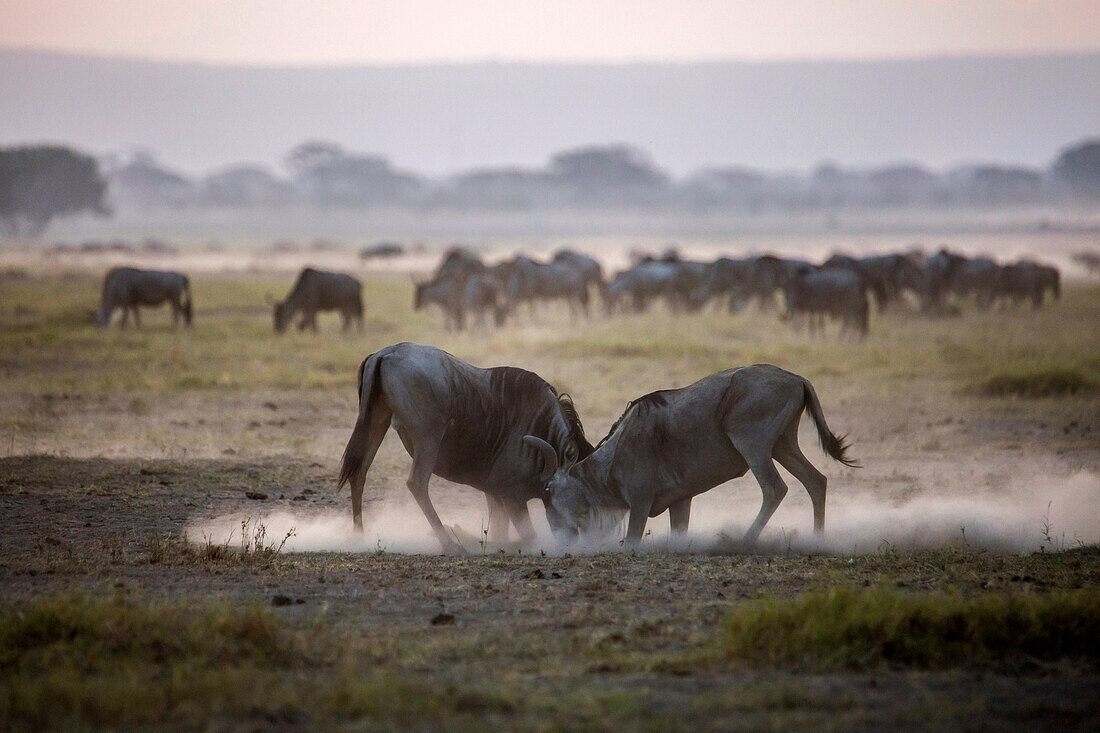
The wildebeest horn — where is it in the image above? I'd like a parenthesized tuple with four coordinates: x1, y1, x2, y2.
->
(522, 435, 558, 483)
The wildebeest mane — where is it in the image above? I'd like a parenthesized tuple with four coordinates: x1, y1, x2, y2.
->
(556, 393, 593, 458)
(595, 390, 670, 450)
(487, 367, 593, 458)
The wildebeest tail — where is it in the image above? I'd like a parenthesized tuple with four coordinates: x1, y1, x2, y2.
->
(802, 379, 859, 467)
(181, 275, 193, 326)
(337, 352, 384, 488)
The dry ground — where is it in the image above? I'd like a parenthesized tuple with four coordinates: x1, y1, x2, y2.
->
(1, 252, 1098, 730)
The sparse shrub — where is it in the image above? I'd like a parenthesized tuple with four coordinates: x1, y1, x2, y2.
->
(722, 586, 1100, 670)
(976, 368, 1096, 398)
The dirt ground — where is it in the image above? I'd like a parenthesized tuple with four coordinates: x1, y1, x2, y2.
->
(1, 242, 1098, 730)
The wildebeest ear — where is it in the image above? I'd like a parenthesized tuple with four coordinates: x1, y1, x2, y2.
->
(563, 441, 578, 464)
(522, 435, 558, 483)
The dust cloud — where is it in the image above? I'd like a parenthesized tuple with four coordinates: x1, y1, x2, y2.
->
(185, 470, 1098, 556)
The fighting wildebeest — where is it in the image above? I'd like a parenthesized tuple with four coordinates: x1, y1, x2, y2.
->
(337, 343, 593, 554)
(525, 364, 856, 548)
(273, 268, 363, 333)
(95, 267, 193, 328)
(783, 268, 869, 336)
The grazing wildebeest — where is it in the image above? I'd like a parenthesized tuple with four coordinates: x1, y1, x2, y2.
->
(749, 255, 817, 311)
(463, 273, 507, 328)
(783, 268, 869, 336)
(95, 267, 193, 328)
(697, 256, 758, 312)
(824, 253, 920, 312)
(951, 256, 1001, 309)
(604, 261, 681, 314)
(552, 249, 604, 294)
(434, 246, 488, 282)
(273, 268, 363, 333)
(413, 276, 465, 330)
(525, 365, 856, 548)
(503, 257, 590, 318)
(920, 248, 967, 312)
(994, 259, 1058, 309)
(337, 343, 593, 554)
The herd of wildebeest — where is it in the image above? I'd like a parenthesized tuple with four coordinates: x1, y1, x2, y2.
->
(94, 245, 1060, 337)
(85, 245, 1065, 553)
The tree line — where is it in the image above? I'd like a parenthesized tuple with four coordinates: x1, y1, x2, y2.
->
(2, 138, 1099, 236)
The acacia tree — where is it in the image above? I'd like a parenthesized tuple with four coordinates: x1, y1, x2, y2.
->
(0, 145, 109, 237)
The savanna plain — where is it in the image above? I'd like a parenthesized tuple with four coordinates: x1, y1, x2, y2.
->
(1, 237, 1099, 731)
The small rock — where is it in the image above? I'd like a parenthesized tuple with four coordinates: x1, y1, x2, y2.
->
(431, 612, 455, 626)
(301, 488, 316, 495)
(245, 491, 268, 501)
(221, 448, 237, 456)
(271, 595, 293, 607)
(517, 567, 544, 579)
(262, 401, 279, 411)
(295, 598, 305, 605)
(292, 494, 307, 501)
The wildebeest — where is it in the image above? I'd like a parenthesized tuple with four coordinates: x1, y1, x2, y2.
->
(95, 267, 192, 328)
(824, 253, 923, 312)
(551, 249, 604, 294)
(434, 246, 488, 282)
(783, 268, 869, 336)
(525, 365, 856, 548)
(273, 268, 363, 333)
(920, 248, 967, 312)
(337, 343, 593, 554)
(604, 261, 682, 314)
(413, 277, 464, 330)
(994, 259, 1060, 309)
(950, 256, 1001, 309)
(503, 257, 590, 318)
(463, 273, 507, 328)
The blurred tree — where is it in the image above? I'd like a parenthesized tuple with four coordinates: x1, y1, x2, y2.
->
(283, 140, 421, 206)
(1053, 139, 1100, 199)
(0, 145, 108, 237)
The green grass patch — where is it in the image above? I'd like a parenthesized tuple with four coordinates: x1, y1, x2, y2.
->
(722, 586, 1100, 670)
(976, 368, 1097, 398)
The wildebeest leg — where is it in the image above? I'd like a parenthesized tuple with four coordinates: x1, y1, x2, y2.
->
(486, 495, 509, 544)
(170, 296, 181, 327)
(624, 499, 652, 549)
(340, 312, 350, 332)
(406, 442, 465, 555)
(505, 499, 538, 546)
(668, 497, 691, 535)
(737, 450, 789, 546)
(119, 308, 129, 328)
(132, 307, 142, 329)
(350, 406, 393, 532)
(772, 426, 827, 535)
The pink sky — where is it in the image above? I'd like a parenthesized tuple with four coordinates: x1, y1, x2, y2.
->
(2, 0, 1098, 65)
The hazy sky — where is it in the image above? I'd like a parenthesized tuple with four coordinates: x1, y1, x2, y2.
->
(2, 0, 1099, 65)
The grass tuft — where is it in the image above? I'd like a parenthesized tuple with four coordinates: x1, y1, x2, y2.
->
(976, 368, 1097, 398)
(722, 586, 1100, 670)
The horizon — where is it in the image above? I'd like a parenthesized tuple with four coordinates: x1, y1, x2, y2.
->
(3, 0, 1099, 66)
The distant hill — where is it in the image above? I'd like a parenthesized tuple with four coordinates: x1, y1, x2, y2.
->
(1, 50, 1097, 177)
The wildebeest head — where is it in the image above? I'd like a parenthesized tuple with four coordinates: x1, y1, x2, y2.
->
(522, 435, 619, 544)
(272, 301, 289, 333)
